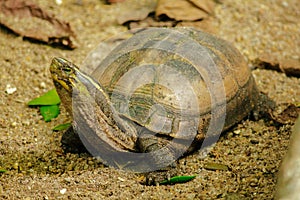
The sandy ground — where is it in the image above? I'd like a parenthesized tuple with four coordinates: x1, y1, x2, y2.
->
(0, 0, 300, 199)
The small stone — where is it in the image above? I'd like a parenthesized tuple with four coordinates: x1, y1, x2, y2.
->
(33, 87, 40, 92)
(64, 178, 71, 183)
(281, 1, 288, 7)
(22, 120, 30, 126)
(83, 164, 89, 170)
(13, 162, 19, 170)
(39, 82, 46, 89)
(55, 0, 63, 5)
(5, 84, 17, 94)
(60, 188, 67, 194)
(11, 121, 17, 127)
(66, 164, 73, 171)
(186, 193, 196, 199)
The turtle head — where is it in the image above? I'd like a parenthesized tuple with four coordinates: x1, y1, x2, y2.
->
(50, 57, 89, 114)
(50, 57, 118, 122)
(50, 57, 77, 93)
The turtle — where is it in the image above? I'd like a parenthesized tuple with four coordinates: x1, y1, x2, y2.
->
(50, 27, 272, 184)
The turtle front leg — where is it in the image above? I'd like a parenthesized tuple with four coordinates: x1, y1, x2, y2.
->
(137, 127, 180, 185)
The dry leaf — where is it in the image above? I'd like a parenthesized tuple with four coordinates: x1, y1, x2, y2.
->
(0, 0, 77, 49)
(120, 0, 216, 30)
(188, 0, 215, 13)
(256, 53, 300, 77)
(116, 0, 157, 24)
(155, 0, 215, 21)
(176, 17, 216, 33)
(279, 59, 300, 77)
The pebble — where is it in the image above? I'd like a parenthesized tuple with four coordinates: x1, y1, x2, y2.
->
(5, 84, 17, 94)
(64, 178, 71, 183)
(55, 0, 63, 5)
(13, 162, 19, 170)
(11, 121, 17, 127)
(39, 82, 46, 89)
(22, 120, 30, 126)
(118, 177, 125, 181)
(59, 188, 67, 194)
(281, 1, 288, 7)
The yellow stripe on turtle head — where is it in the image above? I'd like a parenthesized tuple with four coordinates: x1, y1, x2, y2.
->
(50, 57, 107, 97)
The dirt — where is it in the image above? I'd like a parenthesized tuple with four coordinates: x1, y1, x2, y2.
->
(0, 0, 299, 199)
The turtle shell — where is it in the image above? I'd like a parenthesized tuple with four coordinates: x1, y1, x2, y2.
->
(91, 28, 258, 140)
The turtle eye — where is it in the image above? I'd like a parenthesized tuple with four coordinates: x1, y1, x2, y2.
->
(63, 67, 72, 74)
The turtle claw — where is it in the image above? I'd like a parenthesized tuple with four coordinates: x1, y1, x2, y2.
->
(143, 164, 179, 185)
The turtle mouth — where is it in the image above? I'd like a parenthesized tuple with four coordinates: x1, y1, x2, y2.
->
(54, 77, 72, 93)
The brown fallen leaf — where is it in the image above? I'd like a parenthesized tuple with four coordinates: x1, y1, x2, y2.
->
(255, 53, 300, 77)
(279, 59, 300, 77)
(176, 17, 216, 33)
(120, 0, 216, 31)
(116, 0, 157, 25)
(129, 16, 216, 33)
(188, 0, 215, 14)
(155, 0, 215, 21)
(0, 0, 77, 49)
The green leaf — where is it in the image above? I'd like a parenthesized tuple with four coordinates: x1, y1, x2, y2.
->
(28, 89, 60, 106)
(40, 105, 60, 122)
(159, 175, 196, 185)
(0, 169, 7, 173)
(52, 123, 72, 131)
